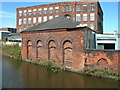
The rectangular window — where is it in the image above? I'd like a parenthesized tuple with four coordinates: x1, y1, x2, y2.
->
(83, 14, 87, 21)
(90, 23, 94, 30)
(33, 9, 36, 16)
(83, 5, 87, 12)
(38, 11, 42, 15)
(49, 16, 53, 20)
(49, 7, 53, 14)
(43, 16, 47, 22)
(19, 11, 22, 17)
(38, 8, 42, 15)
(69, 6, 72, 12)
(44, 10, 47, 15)
(76, 14, 80, 22)
(44, 8, 47, 15)
(38, 17, 42, 23)
(76, 4, 80, 12)
(55, 15, 58, 17)
(33, 11, 36, 16)
(55, 9, 59, 14)
(90, 13, 95, 21)
(23, 18, 26, 24)
(28, 18, 31, 24)
(63, 6, 65, 12)
(63, 5, 72, 12)
(23, 10, 26, 16)
(50, 10, 53, 14)
(66, 5, 69, 12)
(33, 17, 36, 24)
(28, 10, 32, 16)
(19, 27, 22, 32)
(19, 19, 22, 25)
(90, 4, 95, 11)
(28, 12, 32, 16)
(19, 13, 22, 17)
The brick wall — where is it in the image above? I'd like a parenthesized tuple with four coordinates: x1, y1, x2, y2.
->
(21, 28, 119, 73)
(21, 28, 88, 70)
(85, 50, 120, 73)
(17, 1, 103, 33)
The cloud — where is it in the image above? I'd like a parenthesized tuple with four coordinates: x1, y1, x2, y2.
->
(0, 11, 16, 18)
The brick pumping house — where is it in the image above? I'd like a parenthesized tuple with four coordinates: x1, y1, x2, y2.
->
(21, 16, 120, 73)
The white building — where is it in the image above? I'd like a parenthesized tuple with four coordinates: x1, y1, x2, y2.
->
(0, 31, 11, 40)
(96, 34, 120, 50)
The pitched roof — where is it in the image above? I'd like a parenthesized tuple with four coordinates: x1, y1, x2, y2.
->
(21, 15, 79, 33)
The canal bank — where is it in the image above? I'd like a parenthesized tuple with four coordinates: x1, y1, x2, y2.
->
(2, 56, 120, 88)
(2, 45, 120, 81)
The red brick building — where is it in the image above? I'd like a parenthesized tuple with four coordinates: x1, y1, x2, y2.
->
(21, 16, 119, 73)
(17, 0, 103, 34)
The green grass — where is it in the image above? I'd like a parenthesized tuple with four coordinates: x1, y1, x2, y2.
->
(2, 44, 22, 61)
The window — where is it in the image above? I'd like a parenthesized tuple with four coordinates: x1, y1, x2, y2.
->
(23, 18, 26, 25)
(76, 14, 80, 22)
(83, 5, 87, 12)
(19, 19, 22, 25)
(43, 16, 47, 22)
(38, 17, 42, 23)
(44, 8, 47, 15)
(49, 16, 53, 20)
(83, 14, 87, 21)
(28, 10, 32, 16)
(44, 10, 47, 15)
(28, 18, 32, 24)
(24, 28, 26, 30)
(33, 9, 36, 16)
(69, 6, 72, 12)
(63, 5, 72, 12)
(19, 11, 22, 17)
(66, 5, 69, 12)
(19, 27, 22, 31)
(38, 8, 42, 15)
(90, 23, 94, 30)
(76, 4, 80, 12)
(55, 15, 58, 17)
(49, 7, 53, 14)
(90, 13, 95, 21)
(55, 7, 59, 14)
(83, 24, 87, 26)
(50, 10, 53, 14)
(90, 4, 95, 11)
(23, 10, 26, 16)
(33, 17, 36, 24)
(55, 9, 59, 14)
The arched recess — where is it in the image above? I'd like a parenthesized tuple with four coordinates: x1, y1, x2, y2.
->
(63, 40, 73, 67)
(97, 58, 108, 69)
(48, 40, 57, 60)
(27, 40, 32, 59)
(37, 40, 43, 60)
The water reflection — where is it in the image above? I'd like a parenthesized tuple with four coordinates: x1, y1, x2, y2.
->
(2, 56, 119, 88)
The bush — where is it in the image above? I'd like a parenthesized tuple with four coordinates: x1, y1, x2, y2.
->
(2, 44, 22, 61)
(43, 60, 59, 72)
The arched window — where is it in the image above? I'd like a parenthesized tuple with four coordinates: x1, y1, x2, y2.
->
(37, 40, 43, 59)
(63, 40, 73, 67)
(64, 14, 71, 18)
(48, 40, 56, 60)
(97, 58, 108, 69)
(27, 40, 32, 59)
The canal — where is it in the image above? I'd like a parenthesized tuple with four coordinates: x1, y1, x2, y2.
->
(2, 56, 119, 88)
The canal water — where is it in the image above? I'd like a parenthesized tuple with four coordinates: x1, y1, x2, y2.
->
(2, 56, 119, 88)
